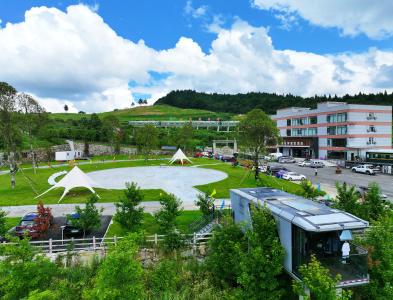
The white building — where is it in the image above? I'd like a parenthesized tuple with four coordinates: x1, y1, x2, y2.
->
(272, 102, 392, 160)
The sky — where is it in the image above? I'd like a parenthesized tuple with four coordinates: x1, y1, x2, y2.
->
(1, 1, 393, 113)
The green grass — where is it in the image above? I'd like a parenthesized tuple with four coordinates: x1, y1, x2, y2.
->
(195, 163, 303, 198)
(50, 104, 233, 122)
(106, 210, 202, 237)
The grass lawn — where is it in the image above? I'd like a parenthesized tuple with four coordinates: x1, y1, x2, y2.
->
(0, 159, 172, 206)
(106, 210, 202, 237)
(196, 163, 303, 198)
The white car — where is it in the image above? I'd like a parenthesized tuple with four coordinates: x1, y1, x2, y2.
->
(297, 160, 312, 167)
(351, 165, 376, 175)
(282, 172, 307, 181)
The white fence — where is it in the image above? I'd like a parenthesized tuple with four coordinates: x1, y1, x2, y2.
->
(1, 233, 213, 255)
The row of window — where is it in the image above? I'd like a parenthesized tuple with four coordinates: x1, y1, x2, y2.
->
(326, 137, 378, 147)
(327, 112, 347, 123)
(287, 116, 317, 126)
(327, 126, 347, 135)
(287, 128, 318, 136)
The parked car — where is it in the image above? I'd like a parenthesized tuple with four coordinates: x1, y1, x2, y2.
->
(264, 153, 283, 161)
(258, 165, 268, 173)
(221, 155, 236, 163)
(351, 164, 376, 175)
(278, 156, 296, 163)
(64, 213, 83, 236)
(282, 172, 306, 181)
(310, 161, 325, 168)
(297, 160, 312, 167)
(268, 166, 289, 176)
(193, 152, 204, 158)
(14, 213, 40, 238)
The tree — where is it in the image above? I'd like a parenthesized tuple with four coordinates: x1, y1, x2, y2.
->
(89, 234, 145, 299)
(71, 194, 103, 237)
(0, 209, 7, 236)
(17, 93, 47, 173)
(154, 193, 184, 251)
(64, 104, 68, 112)
(362, 183, 387, 222)
(300, 180, 320, 201)
(114, 182, 144, 231)
(205, 215, 246, 288)
(361, 211, 393, 299)
(0, 82, 20, 189)
(293, 255, 351, 300)
(102, 115, 122, 154)
(176, 124, 194, 154)
(334, 182, 360, 216)
(195, 192, 215, 216)
(134, 124, 158, 160)
(237, 109, 280, 179)
(237, 205, 285, 299)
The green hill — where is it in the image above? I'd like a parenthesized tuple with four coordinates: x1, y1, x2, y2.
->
(50, 104, 233, 122)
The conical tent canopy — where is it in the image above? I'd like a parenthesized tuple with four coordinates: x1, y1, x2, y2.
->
(36, 166, 100, 203)
(169, 149, 192, 165)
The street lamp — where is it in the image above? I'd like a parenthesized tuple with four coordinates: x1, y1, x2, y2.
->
(61, 225, 65, 245)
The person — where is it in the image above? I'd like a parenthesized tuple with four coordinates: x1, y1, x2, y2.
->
(315, 168, 318, 176)
(341, 241, 350, 264)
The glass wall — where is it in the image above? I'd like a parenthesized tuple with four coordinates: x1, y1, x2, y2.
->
(327, 112, 347, 123)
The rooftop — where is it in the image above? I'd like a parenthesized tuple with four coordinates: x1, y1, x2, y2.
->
(231, 187, 368, 232)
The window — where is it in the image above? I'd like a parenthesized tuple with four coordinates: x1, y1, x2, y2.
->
(367, 137, 376, 145)
(309, 116, 317, 124)
(337, 113, 347, 122)
(308, 128, 317, 136)
(367, 112, 376, 120)
(327, 126, 336, 135)
(327, 138, 347, 147)
(327, 113, 347, 123)
(337, 126, 347, 135)
(287, 119, 291, 126)
(286, 129, 291, 136)
(368, 125, 376, 133)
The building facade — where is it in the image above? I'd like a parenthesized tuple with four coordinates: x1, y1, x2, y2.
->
(272, 102, 392, 160)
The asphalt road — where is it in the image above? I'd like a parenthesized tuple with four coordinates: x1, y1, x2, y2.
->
(270, 162, 393, 199)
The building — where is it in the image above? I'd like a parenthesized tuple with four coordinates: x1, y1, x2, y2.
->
(272, 102, 392, 160)
(230, 187, 369, 288)
(128, 120, 239, 132)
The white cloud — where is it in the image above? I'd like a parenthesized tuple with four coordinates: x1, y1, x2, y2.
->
(252, 0, 393, 39)
(1, 4, 393, 113)
(184, 1, 208, 19)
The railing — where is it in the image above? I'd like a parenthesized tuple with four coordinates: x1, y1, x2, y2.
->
(0, 233, 213, 255)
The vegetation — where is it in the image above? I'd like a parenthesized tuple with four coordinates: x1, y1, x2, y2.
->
(237, 109, 280, 179)
(71, 194, 103, 237)
(156, 89, 393, 115)
(195, 192, 215, 216)
(334, 182, 360, 215)
(134, 124, 159, 160)
(300, 180, 321, 201)
(114, 182, 144, 231)
(0, 209, 7, 236)
(293, 255, 351, 300)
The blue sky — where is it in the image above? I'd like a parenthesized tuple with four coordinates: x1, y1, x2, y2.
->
(1, 1, 393, 112)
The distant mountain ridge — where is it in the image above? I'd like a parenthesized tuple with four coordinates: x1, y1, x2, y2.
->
(155, 90, 393, 115)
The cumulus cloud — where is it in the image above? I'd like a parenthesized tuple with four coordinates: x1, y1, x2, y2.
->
(184, 1, 208, 19)
(1, 4, 393, 112)
(252, 0, 393, 39)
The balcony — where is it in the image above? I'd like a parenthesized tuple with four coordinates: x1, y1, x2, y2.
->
(293, 242, 369, 287)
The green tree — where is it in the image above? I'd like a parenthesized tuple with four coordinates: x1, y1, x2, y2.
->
(361, 211, 393, 299)
(0, 237, 58, 299)
(362, 182, 387, 222)
(114, 182, 144, 231)
(293, 255, 351, 300)
(334, 182, 360, 216)
(71, 194, 103, 237)
(237, 205, 285, 299)
(205, 215, 246, 288)
(154, 193, 184, 251)
(0, 209, 7, 236)
(64, 104, 68, 112)
(300, 180, 320, 201)
(89, 234, 144, 300)
(176, 124, 194, 154)
(102, 115, 122, 154)
(134, 124, 159, 160)
(147, 259, 182, 297)
(17, 93, 47, 173)
(195, 192, 215, 216)
(237, 109, 280, 179)
(0, 82, 20, 189)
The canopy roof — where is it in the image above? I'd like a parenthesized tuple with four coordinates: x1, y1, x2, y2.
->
(36, 166, 100, 203)
(169, 149, 192, 165)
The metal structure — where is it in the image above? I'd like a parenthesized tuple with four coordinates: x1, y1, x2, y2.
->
(231, 187, 369, 288)
(128, 120, 239, 132)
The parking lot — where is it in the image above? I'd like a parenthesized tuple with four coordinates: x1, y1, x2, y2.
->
(270, 162, 393, 199)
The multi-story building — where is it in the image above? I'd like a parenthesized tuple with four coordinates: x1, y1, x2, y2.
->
(272, 102, 392, 160)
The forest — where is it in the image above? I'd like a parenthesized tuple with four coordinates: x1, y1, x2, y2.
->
(155, 90, 393, 115)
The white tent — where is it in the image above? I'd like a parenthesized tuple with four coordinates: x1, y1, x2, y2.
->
(36, 166, 100, 203)
(169, 149, 192, 165)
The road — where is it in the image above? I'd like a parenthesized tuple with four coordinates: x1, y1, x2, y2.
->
(270, 162, 393, 199)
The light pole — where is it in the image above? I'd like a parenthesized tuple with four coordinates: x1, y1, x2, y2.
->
(61, 225, 65, 245)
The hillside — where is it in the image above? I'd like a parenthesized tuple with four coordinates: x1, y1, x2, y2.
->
(50, 104, 233, 122)
(155, 90, 393, 115)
